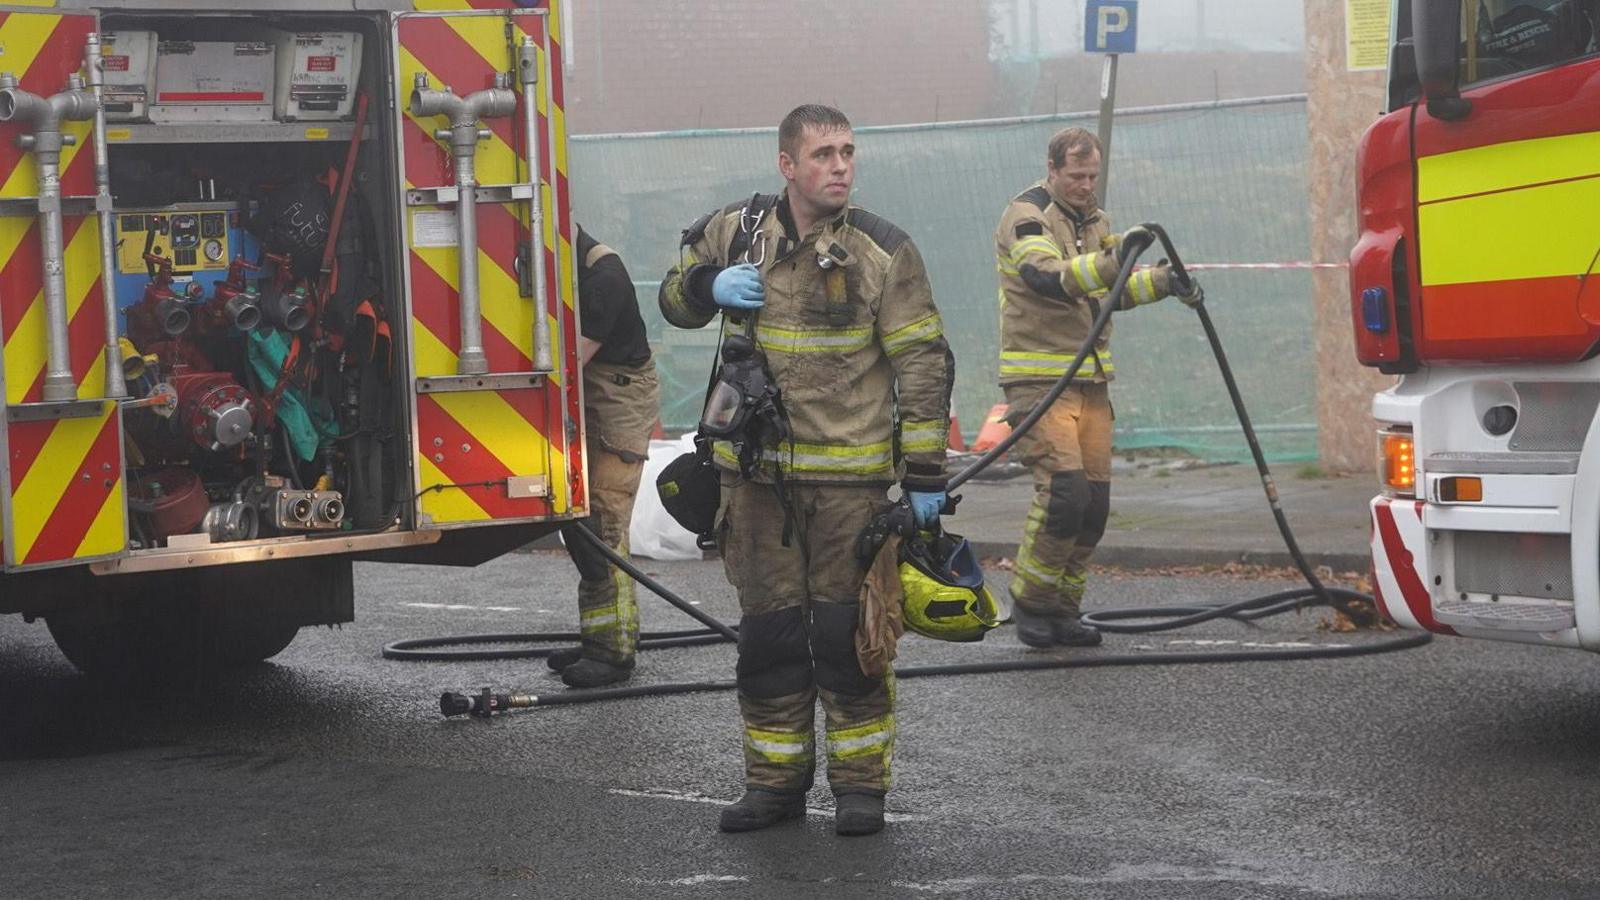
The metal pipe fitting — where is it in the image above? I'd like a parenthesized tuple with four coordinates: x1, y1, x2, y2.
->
(202, 500, 259, 543)
(519, 37, 553, 374)
(409, 73, 516, 376)
(154, 295, 190, 336)
(0, 71, 99, 402)
(86, 34, 127, 398)
(262, 285, 310, 333)
(224, 288, 262, 332)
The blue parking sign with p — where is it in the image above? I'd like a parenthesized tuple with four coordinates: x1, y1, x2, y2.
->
(1085, 0, 1138, 53)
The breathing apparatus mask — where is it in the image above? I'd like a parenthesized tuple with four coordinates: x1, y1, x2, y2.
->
(698, 194, 790, 477)
(656, 193, 791, 543)
(699, 329, 788, 455)
(656, 321, 788, 550)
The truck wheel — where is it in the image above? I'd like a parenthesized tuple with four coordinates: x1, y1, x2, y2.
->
(41, 557, 347, 679)
(212, 619, 301, 666)
(45, 609, 300, 679)
(44, 618, 138, 678)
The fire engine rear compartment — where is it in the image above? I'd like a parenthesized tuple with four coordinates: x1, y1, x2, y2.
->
(98, 11, 410, 560)
(0, 4, 578, 675)
(0, 9, 407, 672)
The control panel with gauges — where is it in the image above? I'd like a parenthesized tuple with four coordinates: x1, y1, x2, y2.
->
(113, 202, 261, 324)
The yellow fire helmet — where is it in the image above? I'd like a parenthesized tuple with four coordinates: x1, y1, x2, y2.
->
(898, 528, 1002, 642)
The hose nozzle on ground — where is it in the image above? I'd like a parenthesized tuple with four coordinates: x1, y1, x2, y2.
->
(441, 688, 536, 718)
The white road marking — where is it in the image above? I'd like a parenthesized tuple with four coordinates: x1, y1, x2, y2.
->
(401, 602, 525, 613)
(608, 787, 918, 822)
(891, 863, 1279, 893)
(1166, 639, 1342, 649)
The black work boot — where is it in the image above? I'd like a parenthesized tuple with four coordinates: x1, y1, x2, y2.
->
(545, 646, 583, 672)
(1055, 615, 1103, 647)
(1011, 603, 1059, 649)
(718, 789, 806, 833)
(834, 793, 885, 836)
(560, 656, 635, 688)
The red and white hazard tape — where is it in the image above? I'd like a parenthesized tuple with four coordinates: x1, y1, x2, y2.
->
(1181, 262, 1347, 271)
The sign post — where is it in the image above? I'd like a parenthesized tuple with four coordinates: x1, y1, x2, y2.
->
(1085, 0, 1137, 207)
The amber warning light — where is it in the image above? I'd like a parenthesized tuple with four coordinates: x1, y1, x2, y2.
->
(1378, 428, 1415, 497)
(1437, 476, 1482, 503)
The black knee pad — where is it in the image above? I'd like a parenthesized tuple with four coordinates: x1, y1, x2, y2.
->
(562, 517, 611, 582)
(1044, 470, 1091, 539)
(736, 606, 813, 698)
(1078, 480, 1111, 547)
(809, 599, 879, 696)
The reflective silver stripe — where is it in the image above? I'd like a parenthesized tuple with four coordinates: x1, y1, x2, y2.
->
(757, 323, 873, 354)
(581, 609, 619, 631)
(1127, 269, 1159, 305)
(746, 728, 814, 762)
(1013, 508, 1065, 587)
(1013, 551, 1060, 587)
(900, 420, 946, 453)
(1009, 235, 1062, 263)
(999, 355, 1097, 379)
(829, 730, 891, 755)
(715, 441, 894, 476)
(882, 314, 943, 356)
(1069, 252, 1105, 294)
(827, 715, 896, 760)
(748, 738, 813, 759)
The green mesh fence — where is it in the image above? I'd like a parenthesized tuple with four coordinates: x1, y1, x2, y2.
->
(571, 95, 1315, 462)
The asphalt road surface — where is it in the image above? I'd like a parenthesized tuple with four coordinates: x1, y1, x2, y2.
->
(5, 551, 1600, 899)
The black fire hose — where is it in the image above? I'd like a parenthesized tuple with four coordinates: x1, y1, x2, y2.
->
(393, 225, 1430, 714)
(384, 526, 737, 661)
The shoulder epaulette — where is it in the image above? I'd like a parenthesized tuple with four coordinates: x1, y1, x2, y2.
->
(1014, 186, 1051, 210)
(680, 210, 714, 248)
(575, 227, 599, 267)
(844, 208, 909, 253)
(721, 193, 780, 216)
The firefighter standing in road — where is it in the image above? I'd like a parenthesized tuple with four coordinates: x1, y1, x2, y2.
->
(996, 127, 1202, 648)
(660, 105, 954, 837)
(550, 227, 661, 689)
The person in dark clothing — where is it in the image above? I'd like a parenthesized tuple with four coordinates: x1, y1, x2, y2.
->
(549, 227, 661, 688)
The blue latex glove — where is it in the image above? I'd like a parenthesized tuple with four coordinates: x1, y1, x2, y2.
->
(907, 490, 946, 528)
(712, 263, 766, 310)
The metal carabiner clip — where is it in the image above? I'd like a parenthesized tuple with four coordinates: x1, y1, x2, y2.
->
(739, 203, 768, 267)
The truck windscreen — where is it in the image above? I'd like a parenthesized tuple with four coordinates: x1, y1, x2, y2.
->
(1461, 0, 1599, 86)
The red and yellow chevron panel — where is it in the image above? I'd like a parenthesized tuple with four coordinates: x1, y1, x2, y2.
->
(5, 408, 123, 568)
(0, 11, 124, 569)
(413, 1, 559, 12)
(0, 10, 95, 200)
(397, 3, 582, 526)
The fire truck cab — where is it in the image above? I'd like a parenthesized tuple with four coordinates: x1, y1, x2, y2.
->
(0, 0, 584, 676)
(1353, 1, 1600, 648)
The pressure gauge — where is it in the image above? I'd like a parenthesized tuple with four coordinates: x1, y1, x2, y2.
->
(203, 238, 225, 263)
